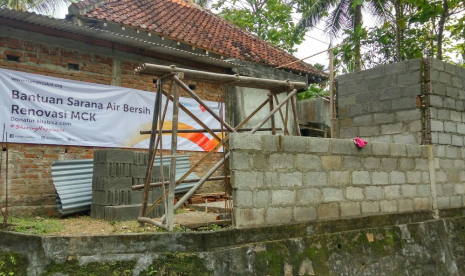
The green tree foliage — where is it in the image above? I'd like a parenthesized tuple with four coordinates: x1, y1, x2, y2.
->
(294, 0, 390, 71)
(214, 0, 306, 52)
(0, 0, 74, 15)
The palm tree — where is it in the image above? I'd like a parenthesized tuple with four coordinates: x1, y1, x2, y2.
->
(0, 0, 72, 16)
(295, 0, 390, 71)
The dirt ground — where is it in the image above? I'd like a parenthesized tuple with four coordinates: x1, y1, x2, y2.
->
(5, 208, 227, 236)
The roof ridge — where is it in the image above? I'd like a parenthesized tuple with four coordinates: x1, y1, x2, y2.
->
(73, 0, 326, 76)
(68, 0, 113, 15)
(182, 1, 311, 68)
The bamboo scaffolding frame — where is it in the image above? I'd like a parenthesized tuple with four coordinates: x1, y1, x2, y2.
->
(136, 63, 303, 231)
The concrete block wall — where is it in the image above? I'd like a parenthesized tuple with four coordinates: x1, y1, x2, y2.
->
(428, 59, 465, 146)
(91, 149, 168, 221)
(229, 134, 465, 228)
(433, 145, 465, 208)
(336, 59, 423, 144)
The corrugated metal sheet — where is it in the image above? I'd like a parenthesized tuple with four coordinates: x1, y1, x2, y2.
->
(52, 155, 198, 216)
(0, 9, 242, 68)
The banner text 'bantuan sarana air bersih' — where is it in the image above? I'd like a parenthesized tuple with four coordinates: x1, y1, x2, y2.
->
(0, 68, 224, 152)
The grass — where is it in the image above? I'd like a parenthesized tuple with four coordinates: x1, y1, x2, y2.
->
(8, 216, 64, 234)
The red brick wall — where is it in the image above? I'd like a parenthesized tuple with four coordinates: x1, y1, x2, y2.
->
(0, 27, 227, 215)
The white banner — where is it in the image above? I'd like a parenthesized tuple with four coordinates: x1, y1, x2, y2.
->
(0, 68, 224, 152)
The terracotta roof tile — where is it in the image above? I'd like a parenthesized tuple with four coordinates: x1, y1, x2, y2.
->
(72, 0, 327, 77)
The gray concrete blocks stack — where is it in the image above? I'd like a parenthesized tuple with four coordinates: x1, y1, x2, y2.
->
(428, 59, 465, 146)
(91, 149, 168, 221)
(230, 133, 465, 229)
(337, 59, 423, 144)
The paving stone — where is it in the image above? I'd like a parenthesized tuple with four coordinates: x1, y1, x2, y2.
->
(413, 198, 430, 210)
(262, 135, 279, 152)
(230, 152, 250, 170)
(384, 185, 401, 199)
(295, 154, 321, 171)
(340, 202, 361, 217)
(380, 200, 398, 213)
(399, 159, 415, 171)
(450, 196, 463, 207)
(232, 171, 263, 189)
(372, 172, 389, 185)
(406, 171, 422, 184)
(390, 171, 406, 184)
(296, 188, 321, 205)
(321, 156, 342, 170)
(271, 190, 295, 206)
(307, 137, 330, 153)
(352, 171, 371, 185)
(401, 185, 417, 197)
(345, 186, 364, 200)
(437, 197, 450, 208)
(398, 199, 414, 212)
(283, 136, 307, 153)
(365, 186, 384, 200)
(317, 202, 339, 219)
(371, 143, 390, 156)
(361, 201, 380, 214)
(254, 190, 269, 206)
(234, 190, 253, 207)
(303, 172, 327, 187)
(323, 188, 344, 202)
(235, 208, 265, 228)
(266, 207, 293, 224)
(342, 156, 362, 170)
(230, 133, 261, 150)
(294, 206, 317, 221)
(331, 139, 354, 154)
(363, 157, 381, 170)
(269, 153, 294, 170)
(390, 144, 407, 156)
(381, 123, 403, 135)
(328, 171, 350, 186)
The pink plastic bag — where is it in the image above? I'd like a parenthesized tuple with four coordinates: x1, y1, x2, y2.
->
(353, 137, 368, 148)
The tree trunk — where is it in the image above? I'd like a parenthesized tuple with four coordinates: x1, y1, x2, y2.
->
(437, 0, 448, 60)
(394, 0, 403, 61)
(354, 4, 362, 71)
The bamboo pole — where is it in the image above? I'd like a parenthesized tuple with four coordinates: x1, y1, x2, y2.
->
(166, 75, 181, 231)
(276, 44, 342, 69)
(329, 49, 335, 138)
(173, 76, 236, 133)
(159, 89, 226, 149)
(273, 95, 289, 135)
(139, 78, 163, 220)
(146, 98, 270, 215)
(290, 91, 301, 136)
(140, 128, 282, 135)
(137, 217, 168, 230)
(251, 90, 297, 134)
(269, 94, 276, 135)
(135, 64, 308, 91)
(131, 176, 230, 190)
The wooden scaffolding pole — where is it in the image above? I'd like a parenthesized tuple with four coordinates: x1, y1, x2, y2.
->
(166, 73, 182, 231)
(139, 78, 163, 220)
(329, 49, 336, 138)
